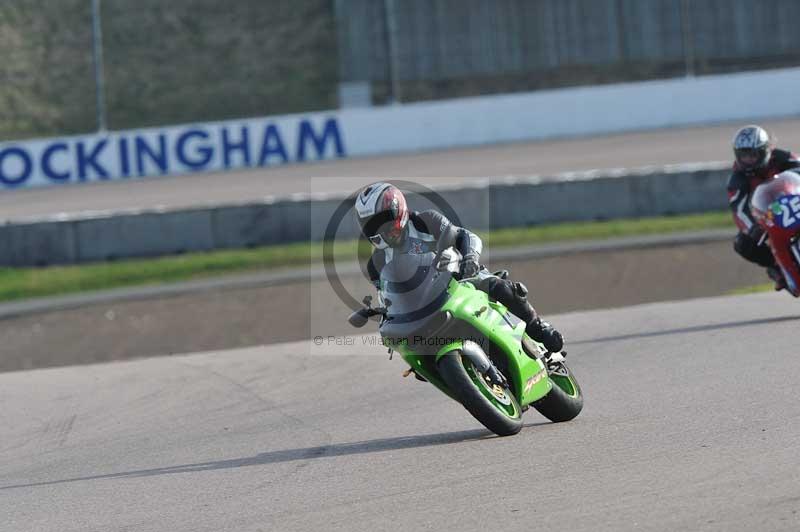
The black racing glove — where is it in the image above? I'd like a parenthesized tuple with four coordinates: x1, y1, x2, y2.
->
(459, 253, 481, 278)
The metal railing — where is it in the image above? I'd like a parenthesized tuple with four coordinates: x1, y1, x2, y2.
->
(336, 0, 800, 103)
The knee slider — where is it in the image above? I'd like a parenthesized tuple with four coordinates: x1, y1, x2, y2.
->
(734, 233, 756, 259)
(734, 232, 774, 267)
(492, 269, 509, 280)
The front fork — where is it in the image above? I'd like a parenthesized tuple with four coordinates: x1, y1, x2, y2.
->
(432, 340, 552, 407)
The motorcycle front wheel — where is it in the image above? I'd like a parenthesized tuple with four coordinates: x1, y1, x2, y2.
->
(437, 352, 523, 436)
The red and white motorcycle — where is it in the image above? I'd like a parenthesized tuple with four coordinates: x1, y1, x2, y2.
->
(750, 170, 800, 297)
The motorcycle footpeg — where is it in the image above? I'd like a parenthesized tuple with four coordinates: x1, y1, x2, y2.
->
(521, 335, 544, 360)
(402, 367, 427, 382)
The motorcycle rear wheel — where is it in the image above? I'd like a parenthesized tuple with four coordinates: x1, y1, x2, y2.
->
(437, 352, 523, 436)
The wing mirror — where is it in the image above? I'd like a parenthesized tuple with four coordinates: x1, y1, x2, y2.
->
(348, 308, 371, 328)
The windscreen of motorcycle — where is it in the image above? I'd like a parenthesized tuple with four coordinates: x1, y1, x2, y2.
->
(379, 251, 451, 326)
(751, 171, 800, 229)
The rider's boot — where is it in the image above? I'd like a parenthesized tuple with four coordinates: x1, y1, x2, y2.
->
(766, 266, 787, 291)
(526, 317, 564, 354)
(503, 280, 564, 353)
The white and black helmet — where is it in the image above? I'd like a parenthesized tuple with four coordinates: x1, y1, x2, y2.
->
(354, 182, 409, 249)
(733, 125, 772, 171)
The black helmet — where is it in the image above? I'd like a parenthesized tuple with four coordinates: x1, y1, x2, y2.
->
(354, 182, 409, 249)
(733, 125, 771, 171)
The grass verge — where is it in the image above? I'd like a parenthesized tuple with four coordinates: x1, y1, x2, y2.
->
(726, 284, 774, 295)
(0, 211, 732, 303)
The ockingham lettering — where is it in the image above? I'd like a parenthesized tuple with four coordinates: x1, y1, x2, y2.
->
(0, 117, 346, 189)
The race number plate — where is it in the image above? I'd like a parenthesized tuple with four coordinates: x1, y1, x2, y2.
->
(770, 195, 800, 229)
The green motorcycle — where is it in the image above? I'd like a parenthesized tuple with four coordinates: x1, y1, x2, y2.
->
(349, 247, 583, 436)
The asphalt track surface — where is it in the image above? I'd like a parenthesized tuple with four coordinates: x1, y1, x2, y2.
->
(3, 291, 800, 532)
(3, 117, 800, 222)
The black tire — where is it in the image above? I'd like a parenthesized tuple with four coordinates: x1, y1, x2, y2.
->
(437, 352, 523, 436)
(533, 361, 583, 422)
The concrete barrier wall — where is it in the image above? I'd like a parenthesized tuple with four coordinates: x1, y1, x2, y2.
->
(0, 164, 733, 267)
(482, 165, 731, 229)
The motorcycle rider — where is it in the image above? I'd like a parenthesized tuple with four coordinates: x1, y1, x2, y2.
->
(354, 182, 564, 353)
(727, 125, 800, 289)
